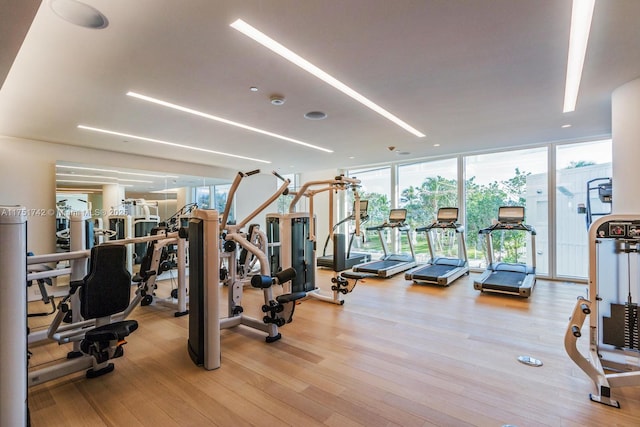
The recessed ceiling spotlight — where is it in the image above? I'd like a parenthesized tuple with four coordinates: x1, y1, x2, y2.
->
(561, 124, 572, 128)
(433, 143, 440, 147)
(250, 86, 258, 92)
(230, 19, 425, 138)
(126, 91, 333, 153)
(270, 95, 286, 106)
(49, 0, 109, 29)
(304, 111, 327, 120)
(348, 156, 355, 159)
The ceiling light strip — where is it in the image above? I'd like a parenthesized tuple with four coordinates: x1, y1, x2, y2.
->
(55, 173, 152, 183)
(77, 125, 271, 164)
(563, 0, 595, 113)
(57, 179, 133, 187)
(56, 164, 179, 178)
(56, 188, 101, 193)
(230, 19, 425, 138)
(126, 92, 333, 153)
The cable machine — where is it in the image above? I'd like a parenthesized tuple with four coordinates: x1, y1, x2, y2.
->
(565, 215, 640, 408)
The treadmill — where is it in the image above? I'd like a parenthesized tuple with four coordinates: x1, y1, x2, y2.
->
(351, 208, 417, 278)
(473, 206, 536, 297)
(405, 207, 469, 286)
(317, 200, 370, 269)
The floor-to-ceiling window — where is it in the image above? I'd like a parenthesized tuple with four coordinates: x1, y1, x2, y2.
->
(464, 147, 548, 272)
(347, 167, 391, 259)
(398, 158, 458, 262)
(213, 183, 233, 221)
(555, 139, 612, 279)
(194, 186, 210, 209)
(277, 173, 296, 214)
(341, 138, 609, 281)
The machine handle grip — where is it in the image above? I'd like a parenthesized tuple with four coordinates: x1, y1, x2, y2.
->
(275, 267, 297, 285)
(272, 171, 289, 182)
(243, 169, 260, 177)
(580, 303, 591, 315)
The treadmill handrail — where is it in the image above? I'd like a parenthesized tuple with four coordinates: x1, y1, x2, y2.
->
(367, 221, 409, 231)
(416, 222, 464, 233)
(479, 222, 536, 235)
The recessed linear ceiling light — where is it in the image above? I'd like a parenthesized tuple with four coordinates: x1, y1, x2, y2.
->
(563, 0, 595, 113)
(77, 125, 271, 164)
(57, 164, 179, 179)
(57, 179, 133, 187)
(230, 19, 425, 138)
(56, 188, 101, 193)
(126, 92, 333, 153)
(151, 188, 182, 194)
(55, 173, 152, 183)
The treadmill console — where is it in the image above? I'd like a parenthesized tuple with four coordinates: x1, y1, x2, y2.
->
(437, 207, 458, 223)
(358, 200, 369, 219)
(498, 206, 525, 224)
(388, 209, 407, 224)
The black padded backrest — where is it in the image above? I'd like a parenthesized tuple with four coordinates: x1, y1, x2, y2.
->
(80, 245, 132, 320)
(138, 240, 156, 280)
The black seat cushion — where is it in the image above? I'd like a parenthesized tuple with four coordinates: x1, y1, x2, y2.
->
(84, 320, 139, 343)
(276, 292, 307, 304)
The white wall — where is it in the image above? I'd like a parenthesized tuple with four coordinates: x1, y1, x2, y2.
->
(612, 77, 640, 214)
(234, 171, 280, 228)
(296, 169, 345, 252)
(0, 135, 236, 254)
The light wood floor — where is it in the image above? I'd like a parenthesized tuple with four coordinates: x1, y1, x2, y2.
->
(28, 270, 640, 427)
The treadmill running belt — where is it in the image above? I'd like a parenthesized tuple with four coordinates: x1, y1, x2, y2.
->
(355, 260, 403, 273)
(410, 264, 455, 279)
(482, 271, 526, 291)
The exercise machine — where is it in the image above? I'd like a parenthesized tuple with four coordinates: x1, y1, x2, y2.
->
(565, 215, 640, 408)
(578, 177, 612, 230)
(405, 207, 468, 286)
(108, 198, 160, 270)
(27, 215, 186, 346)
(267, 174, 366, 304)
(1, 206, 28, 426)
(28, 245, 138, 387)
(161, 202, 198, 232)
(188, 170, 305, 368)
(352, 208, 417, 278)
(317, 200, 370, 270)
(473, 206, 536, 297)
(132, 225, 189, 316)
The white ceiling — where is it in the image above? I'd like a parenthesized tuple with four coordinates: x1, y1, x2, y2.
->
(2, 0, 640, 182)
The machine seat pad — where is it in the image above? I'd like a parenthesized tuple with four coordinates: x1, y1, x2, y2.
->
(132, 270, 156, 283)
(84, 320, 139, 343)
(276, 292, 307, 304)
(341, 271, 377, 280)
